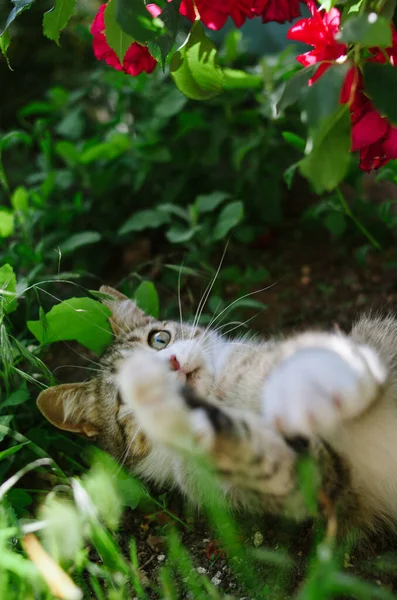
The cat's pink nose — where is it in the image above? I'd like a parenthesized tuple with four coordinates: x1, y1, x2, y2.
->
(169, 355, 181, 371)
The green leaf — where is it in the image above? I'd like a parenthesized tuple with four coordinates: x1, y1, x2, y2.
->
(27, 298, 112, 354)
(195, 191, 230, 214)
(119, 209, 170, 235)
(154, 87, 187, 118)
(339, 13, 392, 47)
(324, 212, 347, 237)
(55, 140, 80, 165)
(299, 107, 351, 194)
(11, 186, 29, 212)
(213, 201, 244, 240)
(147, 0, 182, 68)
(134, 281, 159, 318)
(222, 68, 262, 90)
(277, 65, 317, 113)
(322, 0, 340, 8)
(281, 132, 305, 152)
(0, 0, 35, 36)
(105, 0, 135, 63)
(60, 231, 102, 255)
(43, 0, 76, 45)
(232, 298, 267, 311)
(166, 226, 198, 243)
(115, 0, 160, 44)
(0, 29, 12, 69)
(283, 162, 299, 190)
(2, 384, 29, 410)
(170, 22, 223, 101)
(0, 442, 29, 461)
(55, 108, 84, 140)
(363, 62, 397, 125)
(0, 210, 14, 237)
(80, 136, 131, 164)
(380, 0, 396, 19)
(164, 264, 199, 277)
(0, 264, 18, 314)
(302, 63, 351, 127)
(0, 130, 32, 191)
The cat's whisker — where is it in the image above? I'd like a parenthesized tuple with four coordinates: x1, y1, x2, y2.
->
(189, 242, 229, 339)
(201, 315, 259, 350)
(178, 261, 185, 341)
(201, 279, 281, 340)
(200, 319, 250, 347)
(118, 425, 142, 469)
(52, 365, 101, 375)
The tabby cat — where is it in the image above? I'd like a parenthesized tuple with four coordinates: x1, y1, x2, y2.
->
(37, 286, 397, 533)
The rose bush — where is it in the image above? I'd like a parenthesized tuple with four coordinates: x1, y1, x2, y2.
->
(3, 0, 397, 189)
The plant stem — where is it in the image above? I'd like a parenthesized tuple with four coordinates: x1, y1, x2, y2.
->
(336, 186, 381, 249)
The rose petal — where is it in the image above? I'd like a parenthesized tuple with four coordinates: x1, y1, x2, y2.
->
(383, 126, 397, 158)
(351, 110, 388, 151)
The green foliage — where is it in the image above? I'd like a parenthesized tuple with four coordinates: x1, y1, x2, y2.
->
(170, 23, 224, 100)
(300, 107, 352, 194)
(115, 0, 161, 43)
(339, 13, 392, 46)
(0, 264, 17, 315)
(27, 298, 112, 354)
(134, 280, 160, 318)
(363, 62, 397, 125)
(43, 0, 77, 45)
(147, 0, 182, 68)
(105, 0, 136, 63)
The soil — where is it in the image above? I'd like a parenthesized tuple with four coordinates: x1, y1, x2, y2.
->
(47, 228, 397, 599)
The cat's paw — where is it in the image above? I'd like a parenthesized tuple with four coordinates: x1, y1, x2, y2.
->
(262, 341, 386, 437)
(118, 353, 214, 452)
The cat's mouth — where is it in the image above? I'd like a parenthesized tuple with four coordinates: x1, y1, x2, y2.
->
(186, 368, 199, 385)
(174, 367, 200, 388)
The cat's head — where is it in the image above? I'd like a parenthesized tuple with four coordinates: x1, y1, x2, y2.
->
(36, 286, 219, 462)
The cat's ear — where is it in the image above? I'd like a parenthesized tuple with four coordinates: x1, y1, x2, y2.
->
(99, 285, 149, 336)
(37, 383, 100, 438)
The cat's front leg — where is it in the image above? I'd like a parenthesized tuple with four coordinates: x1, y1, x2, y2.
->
(118, 353, 296, 498)
(261, 333, 387, 438)
(118, 352, 215, 453)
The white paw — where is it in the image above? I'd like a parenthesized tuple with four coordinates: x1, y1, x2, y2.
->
(262, 341, 386, 437)
(118, 354, 214, 452)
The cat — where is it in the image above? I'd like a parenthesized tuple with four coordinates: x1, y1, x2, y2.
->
(37, 285, 397, 534)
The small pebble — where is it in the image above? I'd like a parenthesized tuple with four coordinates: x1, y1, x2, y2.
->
(196, 567, 207, 574)
(211, 576, 222, 586)
(253, 531, 263, 547)
(157, 554, 165, 562)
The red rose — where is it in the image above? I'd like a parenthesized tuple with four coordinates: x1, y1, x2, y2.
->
(287, 0, 346, 84)
(341, 26, 397, 171)
(90, 3, 159, 76)
(253, 0, 302, 24)
(348, 88, 397, 172)
(179, 0, 255, 30)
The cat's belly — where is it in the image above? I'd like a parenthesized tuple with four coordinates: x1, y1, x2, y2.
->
(327, 398, 397, 522)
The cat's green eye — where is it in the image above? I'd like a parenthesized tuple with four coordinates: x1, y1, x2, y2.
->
(148, 330, 171, 350)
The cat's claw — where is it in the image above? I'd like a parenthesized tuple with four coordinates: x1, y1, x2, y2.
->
(261, 341, 386, 437)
